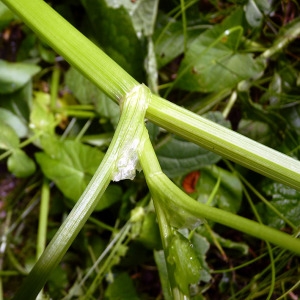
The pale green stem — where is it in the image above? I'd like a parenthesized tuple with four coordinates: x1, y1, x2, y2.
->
(261, 21, 300, 59)
(222, 90, 237, 119)
(243, 187, 275, 300)
(75, 118, 93, 142)
(152, 197, 186, 299)
(139, 133, 300, 255)
(13, 148, 112, 299)
(36, 183, 53, 300)
(180, 0, 187, 53)
(147, 95, 300, 190)
(0, 211, 12, 300)
(50, 66, 60, 110)
(276, 279, 300, 300)
(13, 85, 151, 300)
(193, 88, 232, 114)
(36, 178, 50, 259)
(83, 223, 132, 299)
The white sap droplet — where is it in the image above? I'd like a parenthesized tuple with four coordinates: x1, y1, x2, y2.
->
(112, 138, 140, 181)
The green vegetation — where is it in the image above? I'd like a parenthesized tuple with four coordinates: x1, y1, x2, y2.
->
(0, 0, 300, 299)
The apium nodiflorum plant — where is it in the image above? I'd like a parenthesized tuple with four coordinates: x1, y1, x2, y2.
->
(2, 0, 300, 299)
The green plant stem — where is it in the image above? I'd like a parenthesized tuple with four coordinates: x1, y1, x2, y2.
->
(3, 0, 300, 191)
(276, 279, 300, 300)
(212, 253, 268, 273)
(139, 133, 300, 255)
(88, 217, 118, 233)
(180, 0, 187, 53)
(13, 84, 151, 300)
(50, 66, 60, 110)
(193, 88, 232, 114)
(83, 223, 132, 299)
(0, 211, 12, 300)
(75, 118, 93, 142)
(0, 132, 44, 162)
(152, 197, 186, 299)
(243, 187, 275, 300)
(261, 19, 300, 59)
(6, 248, 27, 276)
(36, 178, 50, 259)
(147, 95, 300, 190)
(13, 159, 112, 299)
(222, 90, 237, 118)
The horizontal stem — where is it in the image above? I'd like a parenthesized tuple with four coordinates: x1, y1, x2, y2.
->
(147, 95, 300, 190)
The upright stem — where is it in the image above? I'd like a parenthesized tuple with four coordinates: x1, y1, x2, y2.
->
(36, 178, 50, 259)
(147, 95, 300, 190)
(13, 85, 151, 300)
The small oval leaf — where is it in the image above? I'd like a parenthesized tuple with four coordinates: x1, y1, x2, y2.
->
(8, 149, 36, 178)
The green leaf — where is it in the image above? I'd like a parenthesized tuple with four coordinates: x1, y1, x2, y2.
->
(47, 265, 68, 300)
(117, 0, 159, 36)
(37, 42, 56, 63)
(94, 184, 122, 211)
(154, 15, 203, 68)
(136, 211, 162, 250)
(0, 120, 19, 150)
(96, 0, 159, 38)
(0, 60, 40, 94)
(35, 140, 105, 201)
(155, 18, 185, 68)
(81, 0, 145, 80)
(65, 67, 120, 127)
(238, 119, 277, 147)
(282, 104, 300, 137)
(167, 231, 202, 295)
(195, 165, 243, 214)
(244, 0, 271, 28)
(258, 182, 300, 229)
(191, 233, 211, 283)
(145, 38, 159, 93)
(175, 10, 264, 93)
(0, 108, 28, 138)
(105, 272, 139, 300)
(8, 148, 36, 178)
(157, 136, 221, 178)
(0, 81, 32, 125)
(157, 112, 230, 178)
